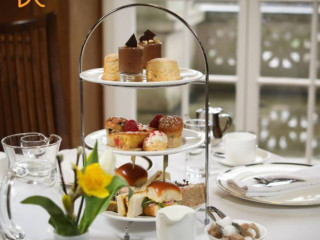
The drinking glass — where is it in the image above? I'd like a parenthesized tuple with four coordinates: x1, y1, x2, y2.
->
(184, 119, 213, 180)
(20, 133, 49, 159)
(0, 133, 63, 240)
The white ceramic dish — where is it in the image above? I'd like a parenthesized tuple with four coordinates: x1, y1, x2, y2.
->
(102, 204, 203, 222)
(205, 219, 267, 240)
(84, 128, 204, 156)
(80, 68, 203, 88)
(212, 147, 271, 167)
(217, 162, 320, 206)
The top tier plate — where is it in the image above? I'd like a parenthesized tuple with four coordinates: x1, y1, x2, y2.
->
(80, 68, 203, 88)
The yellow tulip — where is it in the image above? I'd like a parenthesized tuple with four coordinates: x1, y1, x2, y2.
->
(76, 163, 113, 198)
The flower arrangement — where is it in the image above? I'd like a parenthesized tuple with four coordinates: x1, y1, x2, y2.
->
(21, 143, 128, 237)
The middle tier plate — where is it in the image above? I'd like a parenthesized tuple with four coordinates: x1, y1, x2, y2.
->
(85, 129, 204, 156)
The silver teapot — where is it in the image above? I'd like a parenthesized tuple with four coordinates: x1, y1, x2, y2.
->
(196, 107, 232, 146)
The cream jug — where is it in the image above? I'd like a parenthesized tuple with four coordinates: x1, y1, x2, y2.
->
(156, 205, 196, 240)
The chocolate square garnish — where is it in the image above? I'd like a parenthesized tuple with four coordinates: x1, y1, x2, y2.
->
(125, 34, 137, 47)
(139, 29, 156, 42)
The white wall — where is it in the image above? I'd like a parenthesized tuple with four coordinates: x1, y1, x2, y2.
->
(102, 0, 137, 119)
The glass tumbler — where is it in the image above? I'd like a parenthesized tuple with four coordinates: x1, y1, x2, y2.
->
(184, 119, 213, 180)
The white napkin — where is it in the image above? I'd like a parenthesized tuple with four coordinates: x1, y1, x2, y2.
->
(0, 152, 8, 181)
(228, 165, 320, 197)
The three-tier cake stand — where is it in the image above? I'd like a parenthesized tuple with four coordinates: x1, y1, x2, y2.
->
(78, 3, 210, 239)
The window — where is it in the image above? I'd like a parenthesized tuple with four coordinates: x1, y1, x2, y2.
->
(106, 0, 319, 162)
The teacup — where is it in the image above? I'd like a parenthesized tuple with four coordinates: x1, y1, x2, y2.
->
(223, 132, 256, 164)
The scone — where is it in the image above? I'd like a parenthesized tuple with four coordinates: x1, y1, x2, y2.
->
(158, 115, 183, 148)
(146, 58, 180, 82)
(102, 53, 119, 81)
(143, 130, 168, 151)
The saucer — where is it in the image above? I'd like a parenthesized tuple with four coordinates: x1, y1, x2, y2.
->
(212, 147, 270, 167)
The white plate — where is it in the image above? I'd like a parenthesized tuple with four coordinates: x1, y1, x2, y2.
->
(205, 219, 267, 240)
(84, 129, 204, 156)
(212, 147, 271, 167)
(217, 162, 320, 206)
(80, 68, 203, 88)
(102, 204, 203, 222)
(102, 211, 156, 222)
(59, 149, 153, 185)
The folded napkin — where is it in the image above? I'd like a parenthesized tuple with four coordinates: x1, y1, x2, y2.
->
(228, 165, 320, 197)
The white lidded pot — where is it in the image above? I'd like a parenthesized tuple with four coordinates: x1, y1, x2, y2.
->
(156, 205, 196, 240)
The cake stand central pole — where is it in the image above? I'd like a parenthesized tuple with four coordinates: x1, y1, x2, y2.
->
(163, 155, 169, 181)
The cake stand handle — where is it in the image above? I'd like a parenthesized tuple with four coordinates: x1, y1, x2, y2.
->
(124, 221, 133, 240)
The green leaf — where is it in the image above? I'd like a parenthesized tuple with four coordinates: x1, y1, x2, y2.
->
(21, 196, 80, 236)
(128, 187, 134, 201)
(79, 175, 127, 233)
(86, 141, 98, 168)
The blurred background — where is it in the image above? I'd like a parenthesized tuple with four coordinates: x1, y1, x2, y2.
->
(0, 0, 319, 162)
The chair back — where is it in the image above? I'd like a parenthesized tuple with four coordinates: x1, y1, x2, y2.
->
(0, 12, 70, 148)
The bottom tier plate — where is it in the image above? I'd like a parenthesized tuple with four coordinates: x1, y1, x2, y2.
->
(102, 204, 204, 222)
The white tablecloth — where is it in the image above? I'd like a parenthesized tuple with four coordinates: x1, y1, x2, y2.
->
(1, 150, 320, 240)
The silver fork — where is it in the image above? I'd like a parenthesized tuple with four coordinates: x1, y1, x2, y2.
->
(253, 176, 305, 185)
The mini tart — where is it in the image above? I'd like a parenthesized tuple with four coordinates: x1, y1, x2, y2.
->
(143, 130, 168, 151)
(105, 117, 128, 132)
(158, 115, 183, 148)
(105, 117, 128, 146)
(109, 131, 150, 150)
(105, 117, 154, 150)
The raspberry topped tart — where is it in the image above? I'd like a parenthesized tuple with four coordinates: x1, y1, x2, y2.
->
(105, 117, 152, 150)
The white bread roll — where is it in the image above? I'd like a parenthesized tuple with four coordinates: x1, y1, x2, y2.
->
(147, 181, 182, 203)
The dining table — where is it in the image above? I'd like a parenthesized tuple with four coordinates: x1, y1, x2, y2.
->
(0, 149, 319, 240)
